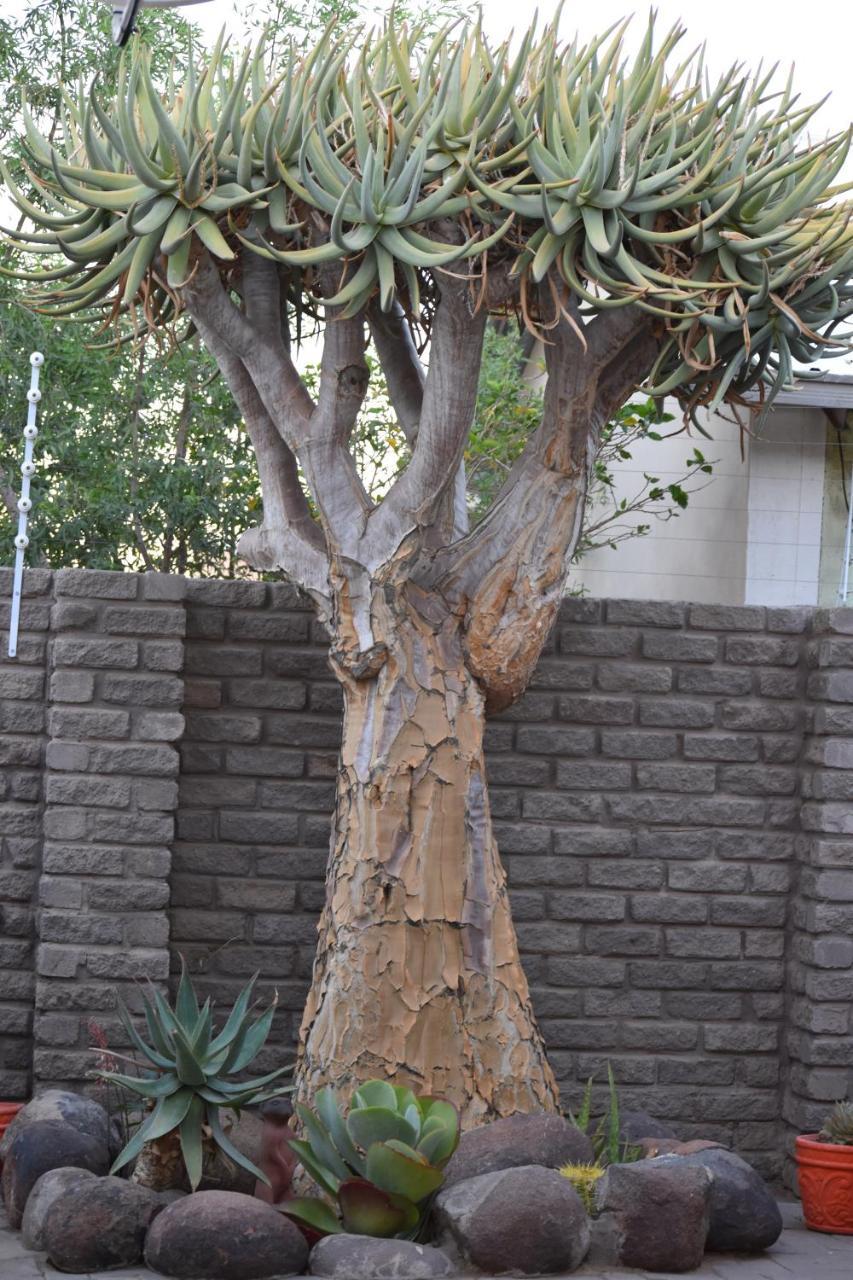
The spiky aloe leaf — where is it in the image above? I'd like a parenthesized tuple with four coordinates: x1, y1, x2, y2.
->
(110, 1088, 194, 1175)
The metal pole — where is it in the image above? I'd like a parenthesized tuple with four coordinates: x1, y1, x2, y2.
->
(8, 352, 44, 660)
(840, 461, 853, 606)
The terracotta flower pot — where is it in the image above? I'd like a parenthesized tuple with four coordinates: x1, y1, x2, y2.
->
(0, 1102, 25, 1168)
(796, 1133, 853, 1234)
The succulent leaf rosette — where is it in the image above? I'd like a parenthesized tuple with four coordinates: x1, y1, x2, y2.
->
(100, 962, 292, 1190)
(3, 13, 851, 425)
(281, 1079, 459, 1239)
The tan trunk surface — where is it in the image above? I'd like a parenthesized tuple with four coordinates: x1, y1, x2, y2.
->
(297, 591, 559, 1125)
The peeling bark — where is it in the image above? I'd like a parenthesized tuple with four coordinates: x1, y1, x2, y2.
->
(179, 255, 662, 1124)
(297, 587, 559, 1124)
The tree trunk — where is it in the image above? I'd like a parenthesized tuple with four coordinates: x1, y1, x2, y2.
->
(297, 590, 559, 1125)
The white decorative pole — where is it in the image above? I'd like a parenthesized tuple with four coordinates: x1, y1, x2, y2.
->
(8, 351, 45, 660)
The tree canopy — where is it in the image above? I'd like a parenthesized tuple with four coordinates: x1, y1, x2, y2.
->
(6, 14, 852, 417)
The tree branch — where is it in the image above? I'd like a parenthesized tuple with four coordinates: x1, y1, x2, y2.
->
(422, 293, 658, 710)
(367, 300, 424, 445)
(186, 303, 331, 604)
(365, 275, 486, 570)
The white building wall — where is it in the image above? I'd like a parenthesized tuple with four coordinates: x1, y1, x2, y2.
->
(569, 402, 828, 606)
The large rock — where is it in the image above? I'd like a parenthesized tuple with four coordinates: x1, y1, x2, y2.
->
(43, 1176, 163, 1272)
(443, 1113, 593, 1189)
(677, 1147, 783, 1252)
(619, 1110, 678, 1143)
(199, 1110, 263, 1195)
(309, 1234, 454, 1278)
(0, 1090, 112, 1165)
(0, 1120, 109, 1228)
(21, 1166, 98, 1251)
(434, 1164, 590, 1275)
(593, 1156, 712, 1273)
(145, 1189, 309, 1279)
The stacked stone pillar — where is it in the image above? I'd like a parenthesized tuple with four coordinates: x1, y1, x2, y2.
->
(783, 607, 853, 1184)
(33, 569, 185, 1084)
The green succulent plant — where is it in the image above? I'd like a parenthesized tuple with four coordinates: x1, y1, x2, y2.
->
(3, 13, 851, 424)
(99, 962, 293, 1190)
(281, 1079, 459, 1239)
(818, 1101, 853, 1146)
(567, 1064, 643, 1168)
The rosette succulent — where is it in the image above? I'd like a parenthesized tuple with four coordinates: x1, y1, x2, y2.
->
(281, 1080, 459, 1238)
(100, 962, 292, 1190)
(818, 1101, 853, 1145)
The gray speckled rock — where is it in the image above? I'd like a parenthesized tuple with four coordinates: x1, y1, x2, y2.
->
(594, 1156, 712, 1273)
(21, 1166, 98, 1251)
(0, 1090, 111, 1165)
(144, 1190, 308, 1279)
(442, 1113, 593, 1189)
(618, 1110, 678, 1143)
(43, 1176, 163, 1272)
(309, 1234, 454, 1278)
(434, 1164, 590, 1275)
(0, 1121, 109, 1228)
(677, 1147, 783, 1252)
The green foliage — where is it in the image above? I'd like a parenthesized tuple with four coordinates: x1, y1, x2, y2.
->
(282, 1079, 459, 1239)
(559, 1161, 605, 1213)
(818, 1101, 853, 1146)
(567, 1065, 643, 1168)
(100, 961, 292, 1189)
(5, 13, 852, 421)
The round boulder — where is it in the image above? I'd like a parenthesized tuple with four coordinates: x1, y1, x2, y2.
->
(1, 1120, 109, 1228)
(21, 1166, 98, 1251)
(145, 1190, 309, 1279)
(43, 1176, 162, 1272)
(0, 1090, 111, 1165)
(309, 1234, 454, 1278)
(442, 1113, 593, 1189)
(677, 1148, 783, 1252)
(434, 1164, 590, 1275)
(619, 1110, 678, 1143)
(593, 1156, 712, 1273)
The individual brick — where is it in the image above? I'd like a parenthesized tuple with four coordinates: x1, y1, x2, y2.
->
(556, 762, 631, 790)
(597, 664, 673, 693)
(557, 695, 634, 724)
(642, 632, 718, 662)
(632, 896, 708, 924)
(55, 568, 138, 599)
(103, 606, 185, 637)
(601, 730, 677, 759)
(606, 600, 686, 628)
(52, 638, 138, 669)
(549, 892, 625, 921)
(636, 763, 716, 793)
(689, 605, 766, 631)
(559, 627, 638, 657)
(229, 679, 306, 710)
(227, 612, 309, 642)
(638, 699, 714, 728)
(678, 667, 753, 696)
(516, 726, 595, 755)
(683, 733, 759, 762)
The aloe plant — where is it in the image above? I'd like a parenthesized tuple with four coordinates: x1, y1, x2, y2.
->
(281, 1080, 459, 1239)
(99, 962, 292, 1190)
(567, 1065, 642, 1167)
(818, 1101, 853, 1145)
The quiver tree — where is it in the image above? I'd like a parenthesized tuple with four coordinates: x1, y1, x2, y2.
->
(6, 13, 853, 1124)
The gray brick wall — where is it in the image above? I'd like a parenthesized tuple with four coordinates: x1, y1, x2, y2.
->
(2, 569, 852, 1187)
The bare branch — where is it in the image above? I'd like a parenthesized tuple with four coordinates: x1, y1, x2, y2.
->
(187, 305, 331, 602)
(366, 276, 487, 569)
(420, 294, 658, 710)
(367, 300, 424, 445)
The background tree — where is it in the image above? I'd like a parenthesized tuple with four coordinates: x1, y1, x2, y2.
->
(6, 13, 852, 1122)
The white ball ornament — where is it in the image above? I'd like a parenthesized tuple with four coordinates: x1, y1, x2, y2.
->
(23, 424, 38, 440)
(21, 460, 36, 477)
(30, 352, 44, 367)
(14, 533, 29, 550)
(17, 497, 32, 513)
(26, 388, 41, 404)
